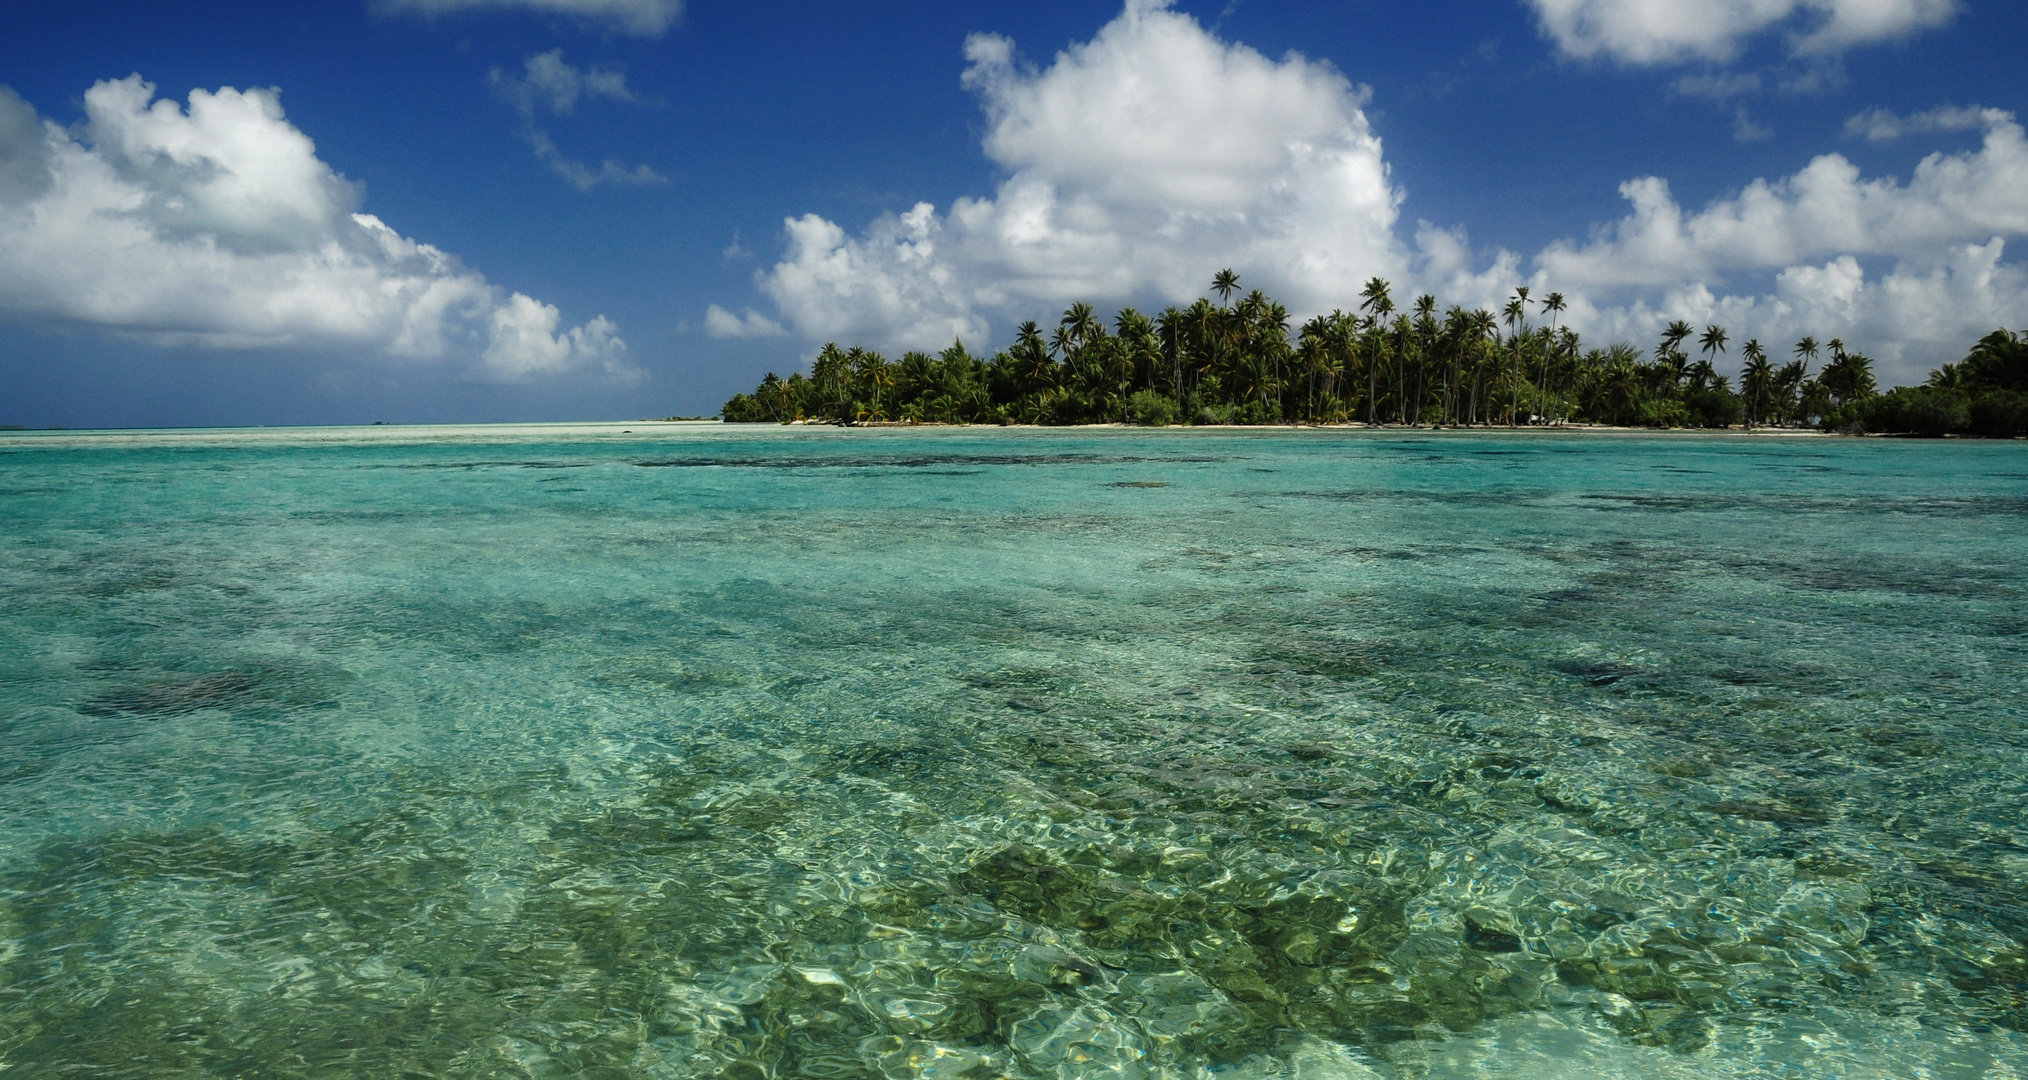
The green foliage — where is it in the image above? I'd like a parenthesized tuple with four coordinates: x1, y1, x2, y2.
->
(1681, 386, 1742, 429)
(1958, 329, 2028, 393)
(1126, 389, 1179, 426)
(1839, 386, 1969, 436)
(1835, 330, 2028, 436)
(718, 272, 2008, 435)
(1969, 390, 2028, 437)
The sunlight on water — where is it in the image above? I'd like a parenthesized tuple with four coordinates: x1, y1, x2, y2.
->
(0, 425, 2023, 1079)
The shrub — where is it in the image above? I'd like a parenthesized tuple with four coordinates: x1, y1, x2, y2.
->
(1682, 387, 1742, 429)
(1125, 390, 1179, 426)
(721, 393, 768, 423)
(1969, 390, 2028, 437)
(1231, 400, 1275, 426)
(1852, 386, 1970, 435)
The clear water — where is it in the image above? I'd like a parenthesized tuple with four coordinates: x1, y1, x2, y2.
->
(2, 424, 2025, 1080)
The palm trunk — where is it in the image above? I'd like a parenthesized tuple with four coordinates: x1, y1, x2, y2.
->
(1367, 350, 1377, 425)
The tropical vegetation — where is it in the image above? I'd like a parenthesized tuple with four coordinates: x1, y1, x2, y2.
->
(1827, 329, 2028, 437)
(719, 271, 2024, 436)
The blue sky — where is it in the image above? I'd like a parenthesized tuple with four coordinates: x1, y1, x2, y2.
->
(1, 0, 2023, 427)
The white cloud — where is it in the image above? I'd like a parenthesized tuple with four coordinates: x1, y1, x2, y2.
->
(490, 50, 638, 115)
(490, 52, 665, 192)
(0, 76, 635, 382)
(1733, 108, 1773, 143)
(729, 0, 2018, 385)
(1844, 104, 1992, 142)
(702, 304, 787, 339)
(1529, 239, 2025, 385)
(1538, 110, 2028, 287)
(375, 0, 680, 37)
(1527, 109, 2028, 382)
(748, 0, 1404, 351)
(486, 296, 628, 377)
(516, 127, 666, 192)
(1526, 0, 1958, 65)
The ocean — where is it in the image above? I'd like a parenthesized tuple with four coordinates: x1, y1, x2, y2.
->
(1, 423, 2024, 1079)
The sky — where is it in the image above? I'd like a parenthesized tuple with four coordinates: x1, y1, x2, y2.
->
(0, 0, 2024, 427)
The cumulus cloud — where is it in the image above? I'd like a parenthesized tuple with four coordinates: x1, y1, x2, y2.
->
(0, 87, 53, 203)
(1538, 109, 2028, 286)
(726, 0, 2018, 385)
(702, 304, 787, 339)
(375, 0, 680, 38)
(748, 0, 1404, 351)
(1844, 104, 1991, 142)
(1526, 0, 1958, 65)
(490, 51, 665, 192)
(1529, 108, 2028, 382)
(0, 76, 635, 381)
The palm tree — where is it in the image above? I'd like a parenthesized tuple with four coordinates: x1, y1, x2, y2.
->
(1156, 307, 1186, 401)
(1654, 320, 1694, 408)
(1060, 302, 1100, 354)
(1772, 358, 1806, 427)
(1328, 311, 1358, 418)
(1113, 308, 1157, 394)
(1792, 336, 1819, 381)
(1502, 294, 1529, 425)
(1359, 277, 1394, 424)
(1550, 327, 1578, 425)
(853, 349, 894, 422)
(1013, 321, 1054, 393)
(1820, 348, 1875, 407)
(1695, 325, 1730, 423)
(1604, 343, 1641, 425)
(1411, 294, 1437, 424)
(1540, 292, 1565, 327)
(1186, 298, 1221, 402)
(1438, 306, 1470, 425)
(1963, 328, 2027, 389)
(1211, 269, 1240, 307)
(1740, 339, 1770, 428)
(1537, 292, 1566, 423)
(1468, 308, 1498, 425)
(1297, 314, 1330, 420)
(1699, 325, 1729, 367)
(1661, 321, 1693, 351)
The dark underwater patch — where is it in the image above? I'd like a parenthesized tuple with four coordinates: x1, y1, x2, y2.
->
(78, 663, 343, 720)
(634, 453, 1225, 470)
(1533, 589, 1604, 604)
(373, 460, 594, 470)
(1554, 659, 1644, 686)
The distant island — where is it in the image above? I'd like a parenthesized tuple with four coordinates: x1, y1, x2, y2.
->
(722, 271, 2026, 437)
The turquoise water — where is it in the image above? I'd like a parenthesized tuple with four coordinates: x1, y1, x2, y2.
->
(2, 424, 2025, 1080)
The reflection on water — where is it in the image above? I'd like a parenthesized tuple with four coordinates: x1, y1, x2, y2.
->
(0, 427, 2024, 1078)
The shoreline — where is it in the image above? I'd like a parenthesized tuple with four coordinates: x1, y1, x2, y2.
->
(12, 419, 2018, 448)
(827, 420, 1835, 436)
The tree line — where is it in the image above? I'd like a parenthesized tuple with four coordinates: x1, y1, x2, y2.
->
(720, 271, 2027, 436)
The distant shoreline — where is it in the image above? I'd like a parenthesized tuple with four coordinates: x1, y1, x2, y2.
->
(782, 419, 1837, 437)
(11, 418, 2025, 445)
(0, 419, 1933, 447)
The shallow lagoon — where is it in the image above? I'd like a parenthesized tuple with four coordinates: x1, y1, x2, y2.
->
(1, 424, 2024, 1079)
